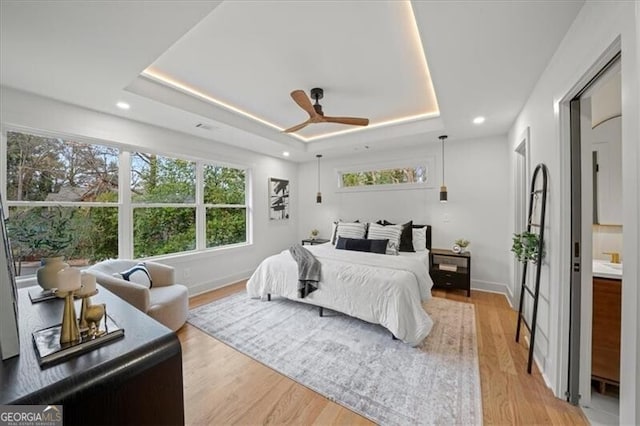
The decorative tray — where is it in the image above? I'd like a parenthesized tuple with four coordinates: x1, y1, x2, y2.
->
(32, 314, 124, 367)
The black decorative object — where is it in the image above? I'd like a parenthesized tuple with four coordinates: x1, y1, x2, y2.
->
(515, 163, 549, 374)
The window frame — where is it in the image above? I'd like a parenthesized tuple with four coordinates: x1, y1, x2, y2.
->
(1, 126, 253, 278)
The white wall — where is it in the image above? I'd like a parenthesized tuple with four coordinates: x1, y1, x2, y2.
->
(0, 86, 299, 295)
(507, 2, 639, 423)
(297, 136, 511, 294)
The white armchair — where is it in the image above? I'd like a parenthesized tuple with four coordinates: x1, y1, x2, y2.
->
(87, 259, 188, 331)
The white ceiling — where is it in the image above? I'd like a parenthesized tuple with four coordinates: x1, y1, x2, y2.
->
(144, 1, 439, 141)
(0, 1, 584, 162)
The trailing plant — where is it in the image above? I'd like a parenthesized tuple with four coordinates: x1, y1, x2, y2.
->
(511, 231, 544, 263)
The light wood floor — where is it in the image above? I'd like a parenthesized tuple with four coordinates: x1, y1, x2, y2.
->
(178, 282, 587, 425)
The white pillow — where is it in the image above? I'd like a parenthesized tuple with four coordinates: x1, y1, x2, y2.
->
(330, 221, 339, 244)
(412, 226, 427, 252)
(367, 223, 402, 255)
(335, 222, 367, 242)
(116, 262, 152, 288)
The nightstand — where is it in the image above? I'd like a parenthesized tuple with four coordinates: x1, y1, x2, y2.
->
(429, 248, 471, 297)
(301, 238, 330, 246)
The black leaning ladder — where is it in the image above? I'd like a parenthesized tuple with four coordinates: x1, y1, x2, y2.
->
(515, 163, 549, 374)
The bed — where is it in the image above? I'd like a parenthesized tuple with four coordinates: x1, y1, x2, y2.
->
(246, 224, 434, 346)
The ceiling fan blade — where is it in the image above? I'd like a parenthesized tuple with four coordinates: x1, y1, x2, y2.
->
(283, 120, 311, 133)
(323, 116, 370, 126)
(290, 90, 318, 118)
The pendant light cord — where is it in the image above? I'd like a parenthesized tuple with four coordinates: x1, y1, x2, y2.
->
(317, 156, 321, 192)
(316, 154, 322, 193)
(441, 138, 445, 184)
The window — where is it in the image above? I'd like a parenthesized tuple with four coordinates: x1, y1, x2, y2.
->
(3, 130, 252, 278)
(5, 131, 119, 276)
(131, 153, 196, 257)
(203, 165, 247, 248)
(337, 159, 434, 191)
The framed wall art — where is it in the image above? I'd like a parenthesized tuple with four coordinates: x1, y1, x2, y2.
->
(269, 178, 290, 220)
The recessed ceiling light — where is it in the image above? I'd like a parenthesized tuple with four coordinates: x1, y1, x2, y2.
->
(473, 116, 485, 124)
(116, 101, 130, 110)
(282, 151, 290, 157)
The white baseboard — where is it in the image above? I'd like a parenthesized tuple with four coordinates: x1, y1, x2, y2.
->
(471, 279, 509, 296)
(187, 269, 254, 297)
(505, 285, 516, 309)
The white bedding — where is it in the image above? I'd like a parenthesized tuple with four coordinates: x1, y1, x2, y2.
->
(246, 243, 434, 346)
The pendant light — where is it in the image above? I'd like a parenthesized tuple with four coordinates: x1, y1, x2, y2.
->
(439, 135, 448, 203)
(316, 154, 323, 203)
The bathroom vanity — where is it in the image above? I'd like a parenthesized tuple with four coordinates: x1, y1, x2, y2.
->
(592, 260, 622, 392)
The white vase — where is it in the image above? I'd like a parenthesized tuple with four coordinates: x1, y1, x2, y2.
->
(36, 256, 69, 290)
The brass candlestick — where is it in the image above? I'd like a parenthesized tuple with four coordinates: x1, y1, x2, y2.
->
(59, 291, 81, 345)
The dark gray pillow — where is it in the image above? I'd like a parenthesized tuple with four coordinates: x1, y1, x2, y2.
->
(335, 237, 388, 254)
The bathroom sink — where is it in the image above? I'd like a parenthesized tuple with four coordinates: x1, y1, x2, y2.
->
(602, 262, 623, 271)
(593, 260, 623, 278)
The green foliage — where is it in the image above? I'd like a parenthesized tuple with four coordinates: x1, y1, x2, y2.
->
(84, 192, 118, 262)
(341, 166, 425, 188)
(131, 154, 195, 203)
(204, 165, 245, 204)
(511, 231, 544, 263)
(206, 208, 246, 248)
(7, 206, 75, 258)
(133, 207, 196, 257)
(455, 238, 470, 248)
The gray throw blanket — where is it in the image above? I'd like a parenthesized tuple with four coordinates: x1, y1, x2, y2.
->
(289, 244, 321, 298)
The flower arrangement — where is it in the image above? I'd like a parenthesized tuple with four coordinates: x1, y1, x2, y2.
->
(310, 229, 319, 239)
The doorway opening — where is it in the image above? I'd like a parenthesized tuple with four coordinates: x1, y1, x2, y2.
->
(567, 52, 621, 424)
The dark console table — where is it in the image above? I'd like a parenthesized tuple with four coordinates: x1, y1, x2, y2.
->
(0, 285, 184, 425)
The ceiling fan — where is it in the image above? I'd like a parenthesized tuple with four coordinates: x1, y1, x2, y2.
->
(283, 88, 369, 133)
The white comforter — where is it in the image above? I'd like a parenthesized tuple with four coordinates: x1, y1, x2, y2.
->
(246, 243, 434, 346)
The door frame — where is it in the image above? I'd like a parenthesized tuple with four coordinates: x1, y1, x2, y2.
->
(512, 127, 530, 307)
(556, 39, 621, 405)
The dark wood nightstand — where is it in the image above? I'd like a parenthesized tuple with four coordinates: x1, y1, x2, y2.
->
(301, 238, 330, 245)
(429, 248, 471, 297)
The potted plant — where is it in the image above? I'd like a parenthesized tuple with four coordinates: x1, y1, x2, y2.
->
(310, 229, 319, 240)
(455, 238, 470, 253)
(511, 231, 544, 263)
(8, 207, 75, 290)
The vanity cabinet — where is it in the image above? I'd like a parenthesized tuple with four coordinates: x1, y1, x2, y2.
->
(592, 277, 621, 387)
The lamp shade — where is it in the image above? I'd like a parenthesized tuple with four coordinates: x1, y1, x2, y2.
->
(439, 185, 448, 203)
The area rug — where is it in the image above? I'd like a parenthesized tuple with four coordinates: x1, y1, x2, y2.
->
(188, 293, 482, 425)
